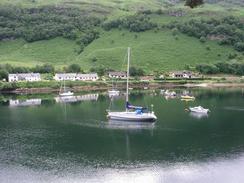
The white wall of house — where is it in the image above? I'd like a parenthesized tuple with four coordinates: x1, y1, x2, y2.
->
(108, 72, 127, 79)
(54, 73, 98, 81)
(170, 72, 192, 79)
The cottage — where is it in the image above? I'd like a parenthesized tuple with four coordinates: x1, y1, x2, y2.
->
(108, 71, 127, 79)
(170, 71, 192, 79)
(76, 73, 98, 81)
(8, 73, 41, 82)
(54, 73, 98, 81)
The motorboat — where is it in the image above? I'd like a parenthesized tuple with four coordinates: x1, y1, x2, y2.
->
(189, 106, 210, 113)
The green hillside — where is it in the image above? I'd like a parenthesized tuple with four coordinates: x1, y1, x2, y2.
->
(0, 30, 237, 73)
(0, 0, 243, 74)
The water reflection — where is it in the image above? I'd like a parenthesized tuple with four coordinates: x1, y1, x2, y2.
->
(55, 94, 99, 103)
(189, 112, 209, 119)
(0, 88, 244, 183)
(104, 120, 156, 130)
(9, 99, 42, 107)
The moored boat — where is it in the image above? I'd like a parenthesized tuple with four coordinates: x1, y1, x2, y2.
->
(189, 106, 210, 113)
(108, 89, 120, 97)
(59, 80, 74, 96)
(107, 47, 157, 122)
(181, 95, 195, 100)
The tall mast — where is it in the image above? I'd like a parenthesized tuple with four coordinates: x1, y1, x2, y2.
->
(126, 47, 130, 103)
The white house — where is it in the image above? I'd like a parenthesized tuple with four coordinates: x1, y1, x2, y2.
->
(169, 71, 192, 79)
(108, 71, 127, 79)
(54, 73, 98, 81)
(8, 73, 41, 82)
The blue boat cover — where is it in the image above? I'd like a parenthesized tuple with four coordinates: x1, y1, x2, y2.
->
(126, 102, 147, 110)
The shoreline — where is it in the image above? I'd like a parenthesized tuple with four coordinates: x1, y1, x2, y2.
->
(1, 81, 244, 94)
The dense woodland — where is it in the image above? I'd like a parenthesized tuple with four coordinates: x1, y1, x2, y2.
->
(167, 16, 244, 52)
(102, 14, 157, 32)
(0, 6, 102, 42)
(196, 62, 244, 75)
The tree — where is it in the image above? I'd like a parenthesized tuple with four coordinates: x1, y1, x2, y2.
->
(234, 42, 244, 52)
(129, 67, 145, 76)
(67, 64, 81, 73)
(185, 0, 204, 8)
(199, 36, 206, 43)
(90, 66, 107, 76)
(33, 64, 54, 73)
(196, 64, 219, 74)
(0, 69, 8, 80)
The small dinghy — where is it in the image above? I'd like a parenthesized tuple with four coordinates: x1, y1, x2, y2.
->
(108, 89, 120, 97)
(181, 95, 195, 100)
(189, 106, 210, 113)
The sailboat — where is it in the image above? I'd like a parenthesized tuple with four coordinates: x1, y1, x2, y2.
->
(107, 47, 157, 122)
(59, 79, 74, 97)
(108, 79, 120, 97)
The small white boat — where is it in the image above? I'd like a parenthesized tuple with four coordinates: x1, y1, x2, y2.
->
(189, 106, 209, 113)
(164, 90, 176, 96)
(59, 91, 74, 97)
(59, 80, 74, 96)
(108, 89, 120, 96)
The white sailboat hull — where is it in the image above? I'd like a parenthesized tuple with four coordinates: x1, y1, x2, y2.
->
(107, 111, 157, 122)
(59, 91, 74, 97)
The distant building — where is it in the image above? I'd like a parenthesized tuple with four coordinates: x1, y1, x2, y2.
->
(169, 71, 192, 79)
(54, 73, 98, 81)
(159, 75, 164, 79)
(108, 71, 127, 79)
(8, 73, 41, 82)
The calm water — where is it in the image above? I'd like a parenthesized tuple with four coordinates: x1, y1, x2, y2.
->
(0, 88, 244, 183)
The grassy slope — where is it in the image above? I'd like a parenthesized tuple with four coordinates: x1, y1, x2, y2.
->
(80, 30, 237, 73)
(0, 0, 243, 73)
(0, 38, 79, 67)
(0, 30, 237, 73)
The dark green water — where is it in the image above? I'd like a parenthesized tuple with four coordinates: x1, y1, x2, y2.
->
(0, 88, 244, 183)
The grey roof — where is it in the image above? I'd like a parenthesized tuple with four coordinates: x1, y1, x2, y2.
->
(172, 71, 192, 75)
(76, 73, 98, 77)
(55, 73, 76, 77)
